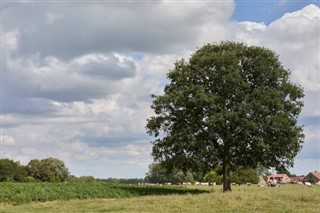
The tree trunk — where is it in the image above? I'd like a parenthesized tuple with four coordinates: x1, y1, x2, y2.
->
(222, 159, 231, 192)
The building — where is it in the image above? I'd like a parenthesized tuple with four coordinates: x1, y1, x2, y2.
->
(267, 174, 291, 183)
(289, 176, 305, 183)
(302, 171, 320, 183)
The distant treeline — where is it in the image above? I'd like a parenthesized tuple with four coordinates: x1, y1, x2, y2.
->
(0, 158, 146, 184)
(67, 176, 145, 184)
(1, 157, 284, 185)
(143, 163, 263, 185)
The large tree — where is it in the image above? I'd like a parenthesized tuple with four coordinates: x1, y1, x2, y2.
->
(146, 42, 304, 191)
(27, 157, 69, 182)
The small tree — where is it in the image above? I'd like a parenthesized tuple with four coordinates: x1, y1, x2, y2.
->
(146, 42, 304, 191)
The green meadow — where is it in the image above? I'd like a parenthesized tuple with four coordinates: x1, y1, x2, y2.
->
(1, 183, 320, 212)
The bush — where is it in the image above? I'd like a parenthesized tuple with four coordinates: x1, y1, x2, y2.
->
(22, 176, 37, 182)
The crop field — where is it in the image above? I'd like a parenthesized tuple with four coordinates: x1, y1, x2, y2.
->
(1, 183, 320, 212)
(0, 182, 206, 205)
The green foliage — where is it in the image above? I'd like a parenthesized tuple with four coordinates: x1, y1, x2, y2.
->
(105, 178, 120, 184)
(185, 171, 194, 183)
(22, 176, 37, 182)
(0, 158, 28, 182)
(144, 163, 197, 184)
(0, 182, 208, 205)
(204, 171, 222, 184)
(67, 175, 97, 183)
(144, 163, 170, 183)
(146, 41, 304, 191)
(27, 157, 69, 182)
(231, 168, 259, 184)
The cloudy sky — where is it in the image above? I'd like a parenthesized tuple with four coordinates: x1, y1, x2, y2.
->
(1, 0, 319, 178)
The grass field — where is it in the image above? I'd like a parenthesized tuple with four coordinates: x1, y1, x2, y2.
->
(1, 183, 320, 212)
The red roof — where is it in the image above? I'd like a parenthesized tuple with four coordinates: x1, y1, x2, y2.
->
(289, 176, 304, 182)
(310, 171, 320, 180)
(269, 174, 288, 178)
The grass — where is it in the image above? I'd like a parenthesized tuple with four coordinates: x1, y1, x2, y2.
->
(1, 184, 320, 212)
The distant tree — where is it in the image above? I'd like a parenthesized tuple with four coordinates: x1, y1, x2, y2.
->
(144, 163, 170, 183)
(172, 169, 185, 184)
(14, 164, 28, 181)
(204, 171, 222, 184)
(231, 168, 259, 184)
(146, 42, 304, 191)
(27, 157, 69, 182)
(118, 178, 145, 184)
(105, 177, 120, 184)
(185, 171, 194, 183)
(0, 158, 27, 181)
(145, 163, 196, 184)
(26, 159, 42, 180)
(68, 175, 97, 183)
(80, 176, 96, 182)
(256, 164, 271, 177)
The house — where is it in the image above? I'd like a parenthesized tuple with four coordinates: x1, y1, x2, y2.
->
(289, 176, 305, 183)
(267, 174, 291, 183)
(302, 171, 320, 183)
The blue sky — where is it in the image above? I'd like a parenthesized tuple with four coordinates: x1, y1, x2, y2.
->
(234, 0, 320, 24)
(1, 1, 319, 178)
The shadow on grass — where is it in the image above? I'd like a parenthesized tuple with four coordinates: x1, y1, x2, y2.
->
(111, 184, 209, 196)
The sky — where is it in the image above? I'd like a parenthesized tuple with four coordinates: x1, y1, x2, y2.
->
(1, 0, 319, 178)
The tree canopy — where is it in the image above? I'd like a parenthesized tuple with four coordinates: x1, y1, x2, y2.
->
(0, 159, 27, 181)
(146, 42, 304, 191)
(27, 157, 69, 182)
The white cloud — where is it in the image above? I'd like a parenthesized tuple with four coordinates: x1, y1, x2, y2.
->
(1, 2, 319, 178)
(1, 134, 15, 146)
(3, 30, 19, 51)
(3, 1, 233, 60)
(3, 52, 138, 107)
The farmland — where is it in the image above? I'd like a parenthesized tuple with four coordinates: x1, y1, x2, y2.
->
(0, 182, 206, 205)
(1, 183, 320, 212)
